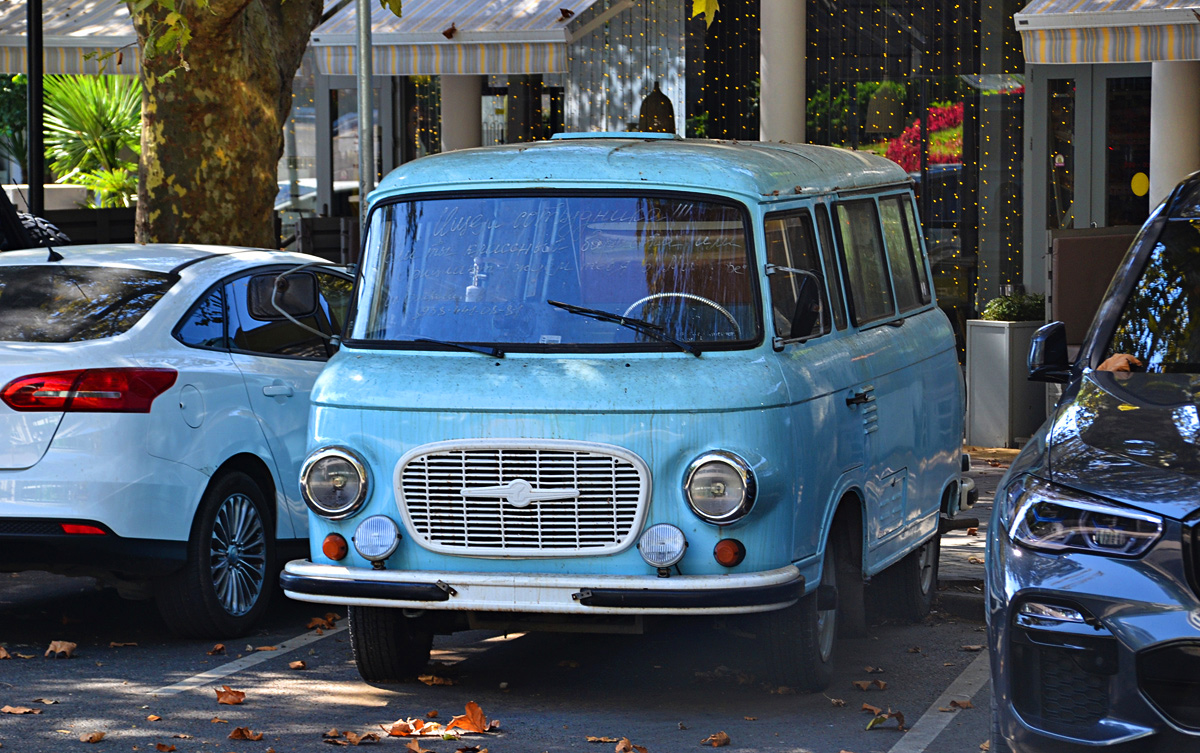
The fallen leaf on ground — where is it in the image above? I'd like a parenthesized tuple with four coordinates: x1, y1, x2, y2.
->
(32, 698, 58, 705)
(862, 703, 882, 715)
(0, 647, 10, 659)
(907, 646, 922, 653)
(615, 739, 648, 753)
(863, 666, 884, 674)
(147, 714, 161, 721)
(109, 641, 138, 648)
(171, 734, 192, 739)
(326, 611, 343, 623)
(968, 556, 985, 564)
(230, 727, 264, 741)
(980, 740, 991, 750)
(852, 681, 872, 691)
(308, 616, 336, 630)
(343, 731, 380, 745)
(700, 730, 731, 747)
(586, 736, 620, 743)
(874, 680, 887, 690)
(79, 732, 105, 743)
(155, 745, 176, 752)
(45, 640, 76, 658)
(950, 699, 974, 709)
(255, 645, 279, 651)
(446, 701, 499, 733)
(405, 740, 432, 753)
(1, 706, 40, 715)
(215, 685, 245, 705)
(961, 645, 984, 652)
(865, 710, 906, 731)
(743, 716, 757, 721)
(418, 674, 456, 686)
(325, 740, 349, 747)
(324, 729, 342, 738)
(14, 653, 34, 659)
(207, 644, 226, 656)
(939, 707, 955, 712)
(289, 660, 307, 670)
(425, 711, 438, 719)
(944, 662, 956, 666)
(967, 527, 979, 536)
(828, 697, 846, 707)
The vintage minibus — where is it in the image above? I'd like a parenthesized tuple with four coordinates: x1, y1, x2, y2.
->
(282, 133, 966, 691)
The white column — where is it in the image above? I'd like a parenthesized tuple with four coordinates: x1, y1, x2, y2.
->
(1150, 61, 1200, 207)
(440, 75, 484, 151)
(759, 0, 805, 143)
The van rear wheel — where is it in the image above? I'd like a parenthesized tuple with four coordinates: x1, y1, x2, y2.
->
(870, 534, 940, 623)
(758, 542, 839, 692)
(348, 606, 433, 683)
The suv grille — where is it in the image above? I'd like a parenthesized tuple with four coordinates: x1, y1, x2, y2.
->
(397, 440, 650, 556)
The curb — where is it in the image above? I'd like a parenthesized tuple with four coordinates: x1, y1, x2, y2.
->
(936, 584, 985, 622)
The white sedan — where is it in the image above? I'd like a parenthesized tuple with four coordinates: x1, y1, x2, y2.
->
(0, 244, 352, 637)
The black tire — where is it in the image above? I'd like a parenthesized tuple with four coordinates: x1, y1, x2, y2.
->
(156, 471, 275, 638)
(757, 542, 839, 692)
(348, 606, 434, 683)
(869, 533, 940, 623)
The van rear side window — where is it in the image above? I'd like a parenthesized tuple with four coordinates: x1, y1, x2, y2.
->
(836, 200, 895, 324)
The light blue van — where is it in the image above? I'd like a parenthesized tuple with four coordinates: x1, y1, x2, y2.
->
(281, 133, 966, 691)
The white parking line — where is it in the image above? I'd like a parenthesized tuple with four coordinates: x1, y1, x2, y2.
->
(148, 624, 348, 696)
(886, 650, 991, 753)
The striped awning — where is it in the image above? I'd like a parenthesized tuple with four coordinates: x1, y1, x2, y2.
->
(0, 0, 140, 75)
(310, 0, 602, 75)
(1016, 0, 1200, 63)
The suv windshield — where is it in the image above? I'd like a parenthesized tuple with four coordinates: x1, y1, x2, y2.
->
(350, 194, 758, 351)
(0, 265, 175, 343)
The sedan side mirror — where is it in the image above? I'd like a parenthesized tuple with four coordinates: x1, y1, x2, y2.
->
(1028, 321, 1072, 383)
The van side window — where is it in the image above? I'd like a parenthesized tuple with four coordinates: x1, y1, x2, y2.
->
(879, 195, 923, 312)
(836, 199, 895, 325)
(814, 205, 847, 330)
(764, 210, 829, 340)
(901, 198, 932, 304)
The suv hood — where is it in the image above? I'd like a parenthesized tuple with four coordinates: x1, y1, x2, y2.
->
(1048, 371, 1200, 520)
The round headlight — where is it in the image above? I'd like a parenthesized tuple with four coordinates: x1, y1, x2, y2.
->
(684, 451, 756, 523)
(300, 446, 368, 519)
(638, 523, 688, 568)
(353, 515, 401, 561)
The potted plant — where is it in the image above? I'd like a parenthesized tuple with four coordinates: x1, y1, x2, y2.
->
(965, 293, 1047, 448)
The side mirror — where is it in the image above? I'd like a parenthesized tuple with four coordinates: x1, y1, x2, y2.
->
(1028, 321, 1071, 383)
(248, 272, 318, 321)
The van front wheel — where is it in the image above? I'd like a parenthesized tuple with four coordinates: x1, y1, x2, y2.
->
(758, 543, 839, 692)
(870, 534, 940, 623)
(348, 606, 433, 683)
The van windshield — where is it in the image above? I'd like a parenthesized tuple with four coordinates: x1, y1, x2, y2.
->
(349, 194, 759, 351)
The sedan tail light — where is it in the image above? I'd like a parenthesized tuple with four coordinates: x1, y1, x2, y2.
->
(1, 369, 177, 413)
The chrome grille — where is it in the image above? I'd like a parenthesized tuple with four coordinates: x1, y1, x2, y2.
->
(397, 441, 649, 556)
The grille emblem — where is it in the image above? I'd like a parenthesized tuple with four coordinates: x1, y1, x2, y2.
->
(458, 478, 580, 508)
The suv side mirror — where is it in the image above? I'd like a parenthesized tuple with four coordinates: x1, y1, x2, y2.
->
(1028, 321, 1072, 383)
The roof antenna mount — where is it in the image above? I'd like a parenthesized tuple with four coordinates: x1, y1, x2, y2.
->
(47, 247, 63, 262)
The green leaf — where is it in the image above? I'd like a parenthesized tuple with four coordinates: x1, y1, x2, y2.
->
(164, 11, 181, 26)
(378, 0, 401, 18)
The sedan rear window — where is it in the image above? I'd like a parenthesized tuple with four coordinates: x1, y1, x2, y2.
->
(0, 265, 175, 342)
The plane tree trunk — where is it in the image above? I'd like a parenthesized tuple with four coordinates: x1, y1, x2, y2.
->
(132, 0, 322, 247)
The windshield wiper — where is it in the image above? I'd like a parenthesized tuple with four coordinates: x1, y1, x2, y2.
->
(547, 299, 701, 357)
(414, 337, 505, 358)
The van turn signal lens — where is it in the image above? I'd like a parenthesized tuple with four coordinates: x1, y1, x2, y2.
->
(322, 533, 349, 561)
(713, 538, 746, 567)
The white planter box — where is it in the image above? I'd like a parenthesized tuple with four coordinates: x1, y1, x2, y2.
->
(965, 319, 1047, 449)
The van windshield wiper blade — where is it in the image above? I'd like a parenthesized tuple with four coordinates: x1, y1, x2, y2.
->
(547, 299, 700, 357)
(413, 337, 505, 358)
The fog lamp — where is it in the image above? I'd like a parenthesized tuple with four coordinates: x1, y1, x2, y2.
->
(713, 538, 746, 567)
(322, 533, 349, 561)
(353, 515, 401, 561)
(638, 523, 687, 568)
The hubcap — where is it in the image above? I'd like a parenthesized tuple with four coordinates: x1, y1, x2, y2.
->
(210, 492, 267, 617)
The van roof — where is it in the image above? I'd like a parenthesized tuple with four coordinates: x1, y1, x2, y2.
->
(372, 137, 911, 201)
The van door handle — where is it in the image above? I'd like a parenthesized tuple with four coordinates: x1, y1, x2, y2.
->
(263, 382, 293, 397)
(846, 390, 872, 406)
(884, 319, 905, 327)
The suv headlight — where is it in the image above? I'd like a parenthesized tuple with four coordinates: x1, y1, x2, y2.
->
(300, 446, 368, 519)
(684, 451, 756, 523)
(1006, 476, 1162, 557)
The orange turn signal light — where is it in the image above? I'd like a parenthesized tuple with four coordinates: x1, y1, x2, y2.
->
(713, 538, 746, 567)
(323, 533, 349, 561)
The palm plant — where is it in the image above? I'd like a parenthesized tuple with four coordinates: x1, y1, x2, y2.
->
(43, 75, 141, 206)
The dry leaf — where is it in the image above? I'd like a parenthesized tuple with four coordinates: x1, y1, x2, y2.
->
(80, 732, 106, 743)
(950, 699, 974, 709)
(290, 660, 307, 670)
(211, 717, 228, 724)
(700, 731, 731, 747)
(829, 697, 846, 707)
(109, 641, 138, 648)
(1, 706, 40, 715)
(230, 727, 264, 741)
(944, 662, 956, 666)
(863, 666, 885, 674)
(852, 680, 872, 691)
(326, 611, 343, 623)
(418, 674, 455, 686)
(326, 740, 350, 747)
(344, 731, 380, 745)
(33, 698, 58, 705)
(207, 644, 226, 656)
(316, 627, 325, 635)
(308, 616, 336, 630)
(215, 685, 245, 705)
(615, 739, 648, 753)
(405, 740, 433, 753)
(156, 745, 176, 752)
(325, 729, 342, 738)
(865, 710, 907, 731)
(15, 653, 34, 659)
(961, 645, 984, 652)
(939, 707, 954, 712)
(0, 647, 10, 659)
(586, 736, 620, 743)
(907, 646, 922, 653)
(743, 716, 757, 721)
(45, 640, 76, 658)
(967, 527, 979, 536)
(980, 741, 991, 751)
(425, 711, 439, 719)
(171, 734, 192, 739)
(968, 556, 985, 564)
(446, 701, 498, 734)
(255, 645, 279, 651)
(874, 680, 888, 690)
(147, 714, 161, 721)
(862, 703, 882, 715)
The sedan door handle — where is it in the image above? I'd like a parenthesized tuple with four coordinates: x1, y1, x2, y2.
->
(263, 383, 293, 398)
